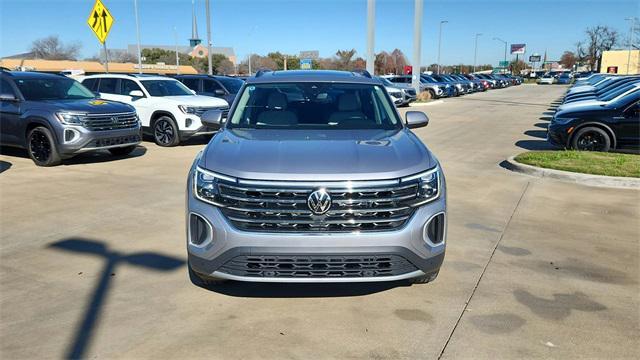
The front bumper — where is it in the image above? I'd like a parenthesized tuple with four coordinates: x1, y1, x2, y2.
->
(55, 125, 142, 156)
(547, 122, 570, 148)
(186, 174, 447, 283)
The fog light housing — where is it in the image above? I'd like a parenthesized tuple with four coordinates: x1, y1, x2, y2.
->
(423, 212, 446, 246)
(185, 118, 193, 127)
(189, 213, 212, 246)
(64, 129, 79, 143)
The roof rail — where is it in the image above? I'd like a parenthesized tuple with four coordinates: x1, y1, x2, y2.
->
(255, 69, 272, 77)
(353, 69, 372, 78)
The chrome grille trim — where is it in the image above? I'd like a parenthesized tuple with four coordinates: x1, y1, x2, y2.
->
(82, 112, 138, 131)
(216, 178, 420, 233)
(192, 106, 229, 119)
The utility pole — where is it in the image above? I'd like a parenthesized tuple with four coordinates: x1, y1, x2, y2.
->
(133, 0, 142, 74)
(366, 0, 375, 75)
(174, 26, 180, 75)
(411, 0, 423, 93)
(473, 33, 482, 73)
(436, 20, 448, 74)
(248, 54, 252, 76)
(625, 17, 637, 75)
(493, 37, 507, 74)
(205, 0, 213, 75)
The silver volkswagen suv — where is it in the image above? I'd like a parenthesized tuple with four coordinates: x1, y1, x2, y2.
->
(186, 70, 446, 285)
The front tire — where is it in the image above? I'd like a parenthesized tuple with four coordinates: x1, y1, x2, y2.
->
(108, 145, 137, 156)
(427, 89, 436, 100)
(27, 126, 62, 166)
(153, 116, 180, 147)
(571, 126, 611, 152)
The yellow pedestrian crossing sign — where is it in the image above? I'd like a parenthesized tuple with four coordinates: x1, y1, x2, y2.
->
(87, 0, 114, 44)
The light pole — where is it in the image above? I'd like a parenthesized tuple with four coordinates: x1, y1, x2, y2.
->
(246, 26, 257, 76)
(436, 20, 448, 74)
(174, 26, 180, 75)
(205, 0, 212, 75)
(493, 37, 507, 73)
(411, 0, 423, 93)
(366, 0, 375, 75)
(473, 33, 482, 73)
(133, 0, 142, 74)
(625, 17, 637, 75)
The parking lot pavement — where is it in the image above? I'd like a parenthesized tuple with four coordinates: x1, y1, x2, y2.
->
(1, 85, 638, 359)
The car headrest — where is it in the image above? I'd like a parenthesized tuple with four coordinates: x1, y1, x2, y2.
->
(267, 92, 288, 110)
(338, 93, 360, 111)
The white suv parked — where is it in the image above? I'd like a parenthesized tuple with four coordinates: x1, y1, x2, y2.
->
(81, 74, 228, 146)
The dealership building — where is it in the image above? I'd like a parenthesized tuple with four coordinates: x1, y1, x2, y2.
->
(600, 50, 640, 75)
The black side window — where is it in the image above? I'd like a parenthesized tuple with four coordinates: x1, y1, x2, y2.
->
(624, 101, 640, 119)
(98, 78, 118, 94)
(181, 78, 200, 91)
(81, 78, 98, 91)
(203, 79, 223, 93)
(0, 78, 17, 98)
(120, 79, 142, 95)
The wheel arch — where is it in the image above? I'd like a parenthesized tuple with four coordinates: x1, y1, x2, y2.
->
(569, 122, 617, 149)
(150, 110, 176, 128)
(24, 116, 59, 147)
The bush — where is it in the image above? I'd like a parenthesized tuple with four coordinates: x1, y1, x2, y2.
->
(416, 91, 432, 102)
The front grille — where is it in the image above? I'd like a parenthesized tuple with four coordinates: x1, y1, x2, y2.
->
(192, 106, 229, 119)
(216, 179, 420, 233)
(83, 112, 138, 131)
(86, 134, 140, 148)
(219, 254, 418, 278)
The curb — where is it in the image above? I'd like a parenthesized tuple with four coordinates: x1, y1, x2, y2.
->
(408, 100, 444, 107)
(504, 156, 640, 189)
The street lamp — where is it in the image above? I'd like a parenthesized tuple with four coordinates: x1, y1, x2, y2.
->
(473, 33, 482, 73)
(436, 20, 448, 74)
(493, 37, 507, 73)
(625, 17, 637, 75)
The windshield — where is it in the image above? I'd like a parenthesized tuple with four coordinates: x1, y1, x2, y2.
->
(217, 77, 244, 93)
(228, 82, 402, 130)
(376, 77, 394, 86)
(601, 84, 638, 101)
(14, 77, 94, 101)
(141, 79, 193, 96)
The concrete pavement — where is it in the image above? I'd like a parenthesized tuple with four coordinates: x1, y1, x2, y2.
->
(1, 84, 638, 359)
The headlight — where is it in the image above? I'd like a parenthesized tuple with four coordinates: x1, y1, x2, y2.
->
(179, 105, 198, 114)
(193, 166, 235, 206)
(445, 84, 450, 89)
(401, 166, 441, 206)
(552, 117, 574, 125)
(55, 112, 85, 125)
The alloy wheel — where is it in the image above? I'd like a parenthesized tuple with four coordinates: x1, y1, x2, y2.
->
(576, 131, 606, 151)
(29, 130, 51, 162)
(154, 119, 175, 145)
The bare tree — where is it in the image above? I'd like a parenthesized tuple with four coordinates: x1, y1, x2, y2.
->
(576, 26, 619, 71)
(216, 59, 235, 75)
(30, 35, 80, 60)
(335, 49, 356, 70)
(390, 49, 407, 74)
(559, 51, 577, 69)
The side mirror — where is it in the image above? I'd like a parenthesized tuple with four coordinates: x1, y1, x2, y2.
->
(0, 93, 18, 102)
(129, 90, 144, 98)
(405, 111, 429, 129)
(200, 109, 223, 129)
(215, 89, 226, 96)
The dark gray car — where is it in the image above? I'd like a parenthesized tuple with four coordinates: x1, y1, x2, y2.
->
(0, 70, 141, 166)
(186, 70, 447, 285)
(174, 74, 244, 106)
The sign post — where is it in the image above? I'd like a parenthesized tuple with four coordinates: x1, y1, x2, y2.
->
(87, 0, 114, 73)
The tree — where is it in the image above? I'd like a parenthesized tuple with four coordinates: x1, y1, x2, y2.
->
(30, 35, 80, 60)
(576, 25, 619, 71)
(559, 51, 577, 69)
(335, 49, 356, 70)
(390, 49, 407, 74)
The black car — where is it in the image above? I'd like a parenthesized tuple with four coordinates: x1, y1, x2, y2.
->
(174, 74, 244, 105)
(548, 90, 640, 152)
(563, 76, 640, 103)
(0, 70, 141, 166)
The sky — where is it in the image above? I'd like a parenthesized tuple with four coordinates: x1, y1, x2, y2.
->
(0, 0, 638, 66)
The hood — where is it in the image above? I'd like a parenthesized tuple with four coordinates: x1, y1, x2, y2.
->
(567, 85, 596, 94)
(201, 128, 435, 181)
(35, 98, 134, 113)
(160, 95, 228, 107)
(557, 99, 605, 112)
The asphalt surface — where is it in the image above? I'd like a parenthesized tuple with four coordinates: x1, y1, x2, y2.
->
(1, 84, 638, 359)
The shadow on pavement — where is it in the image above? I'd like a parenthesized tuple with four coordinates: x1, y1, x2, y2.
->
(49, 238, 185, 360)
(0, 145, 146, 166)
(515, 139, 557, 151)
(0, 160, 12, 173)
(524, 130, 547, 139)
(198, 279, 411, 298)
(533, 122, 549, 129)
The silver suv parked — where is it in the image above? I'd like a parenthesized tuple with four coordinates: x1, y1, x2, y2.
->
(186, 70, 446, 285)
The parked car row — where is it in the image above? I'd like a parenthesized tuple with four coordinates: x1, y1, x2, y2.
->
(0, 69, 243, 165)
(379, 72, 522, 103)
(547, 74, 640, 152)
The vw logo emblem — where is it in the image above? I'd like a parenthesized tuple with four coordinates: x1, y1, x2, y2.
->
(111, 116, 118, 124)
(307, 189, 332, 215)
